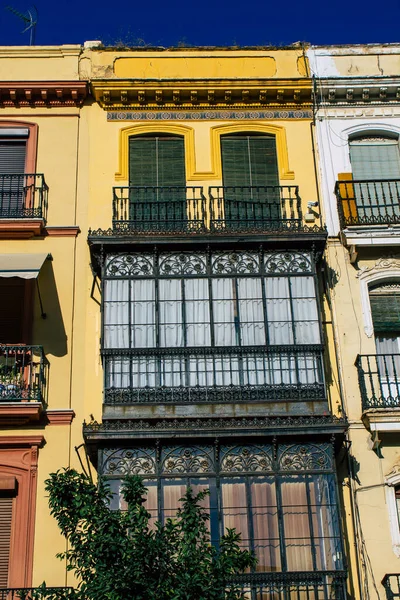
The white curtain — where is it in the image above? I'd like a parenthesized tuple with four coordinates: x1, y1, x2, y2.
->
(290, 277, 320, 344)
(159, 279, 183, 347)
(238, 278, 265, 346)
(103, 280, 130, 349)
(185, 279, 211, 346)
(265, 277, 293, 344)
(131, 280, 156, 348)
(212, 279, 236, 346)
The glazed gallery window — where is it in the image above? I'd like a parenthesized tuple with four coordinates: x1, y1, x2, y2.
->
(102, 442, 343, 574)
(101, 251, 323, 392)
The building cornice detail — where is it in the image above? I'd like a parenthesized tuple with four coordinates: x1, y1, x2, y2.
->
(91, 78, 312, 110)
(0, 81, 88, 107)
(315, 78, 400, 107)
(0, 45, 82, 58)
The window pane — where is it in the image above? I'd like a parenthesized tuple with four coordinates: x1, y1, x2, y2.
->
(238, 278, 265, 346)
(185, 279, 211, 346)
(161, 478, 187, 522)
(221, 478, 250, 551)
(159, 279, 183, 347)
(250, 477, 281, 572)
(131, 280, 155, 348)
(265, 277, 293, 345)
(103, 280, 130, 349)
(291, 277, 320, 344)
(309, 475, 343, 571)
(280, 476, 313, 571)
(212, 278, 236, 346)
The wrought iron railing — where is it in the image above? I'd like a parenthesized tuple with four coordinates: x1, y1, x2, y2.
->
(109, 185, 323, 234)
(230, 571, 347, 600)
(103, 345, 325, 404)
(0, 174, 48, 220)
(209, 185, 315, 232)
(383, 574, 400, 600)
(335, 179, 400, 227)
(113, 186, 207, 232)
(0, 345, 45, 403)
(0, 589, 75, 600)
(356, 354, 400, 410)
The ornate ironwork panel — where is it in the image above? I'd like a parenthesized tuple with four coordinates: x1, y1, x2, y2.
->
(278, 443, 333, 471)
(158, 252, 207, 276)
(264, 251, 313, 274)
(220, 444, 273, 473)
(105, 254, 155, 277)
(211, 251, 260, 275)
(102, 447, 157, 475)
(161, 445, 215, 474)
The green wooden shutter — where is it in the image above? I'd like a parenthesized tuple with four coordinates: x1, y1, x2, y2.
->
(370, 294, 400, 332)
(220, 135, 280, 223)
(128, 136, 186, 228)
(0, 496, 12, 588)
(221, 135, 279, 187)
(129, 136, 185, 187)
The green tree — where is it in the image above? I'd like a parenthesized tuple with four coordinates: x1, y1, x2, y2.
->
(41, 469, 255, 600)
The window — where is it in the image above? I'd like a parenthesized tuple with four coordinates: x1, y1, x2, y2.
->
(128, 135, 186, 228)
(102, 442, 343, 575)
(0, 128, 28, 218)
(370, 282, 400, 401)
(0, 278, 32, 344)
(102, 250, 323, 398)
(220, 134, 281, 224)
(349, 135, 400, 221)
(0, 493, 13, 587)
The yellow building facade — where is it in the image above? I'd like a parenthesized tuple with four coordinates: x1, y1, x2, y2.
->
(0, 44, 355, 599)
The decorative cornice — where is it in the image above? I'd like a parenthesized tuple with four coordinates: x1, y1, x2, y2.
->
(315, 78, 400, 107)
(0, 435, 45, 447)
(84, 414, 347, 436)
(91, 79, 312, 110)
(0, 403, 43, 426)
(45, 409, 75, 425)
(0, 219, 45, 239)
(0, 81, 88, 107)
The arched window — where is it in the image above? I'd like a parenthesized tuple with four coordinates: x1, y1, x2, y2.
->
(349, 134, 400, 222)
(127, 134, 187, 230)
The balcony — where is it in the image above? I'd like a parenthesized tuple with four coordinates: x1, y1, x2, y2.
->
(0, 588, 74, 599)
(383, 574, 400, 600)
(209, 185, 313, 232)
(102, 345, 326, 418)
(0, 174, 48, 238)
(90, 185, 325, 249)
(356, 354, 400, 434)
(231, 571, 347, 600)
(0, 345, 46, 425)
(335, 179, 400, 248)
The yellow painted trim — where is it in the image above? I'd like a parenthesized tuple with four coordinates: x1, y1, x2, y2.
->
(115, 122, 294, 182)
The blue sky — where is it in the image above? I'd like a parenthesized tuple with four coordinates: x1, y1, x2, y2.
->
(0, 0, 399, 47)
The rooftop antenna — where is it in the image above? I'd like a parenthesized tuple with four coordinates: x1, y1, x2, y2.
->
(5, 5, 38, 45)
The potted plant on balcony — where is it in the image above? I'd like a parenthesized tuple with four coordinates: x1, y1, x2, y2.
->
(0, 364, 23, 400)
